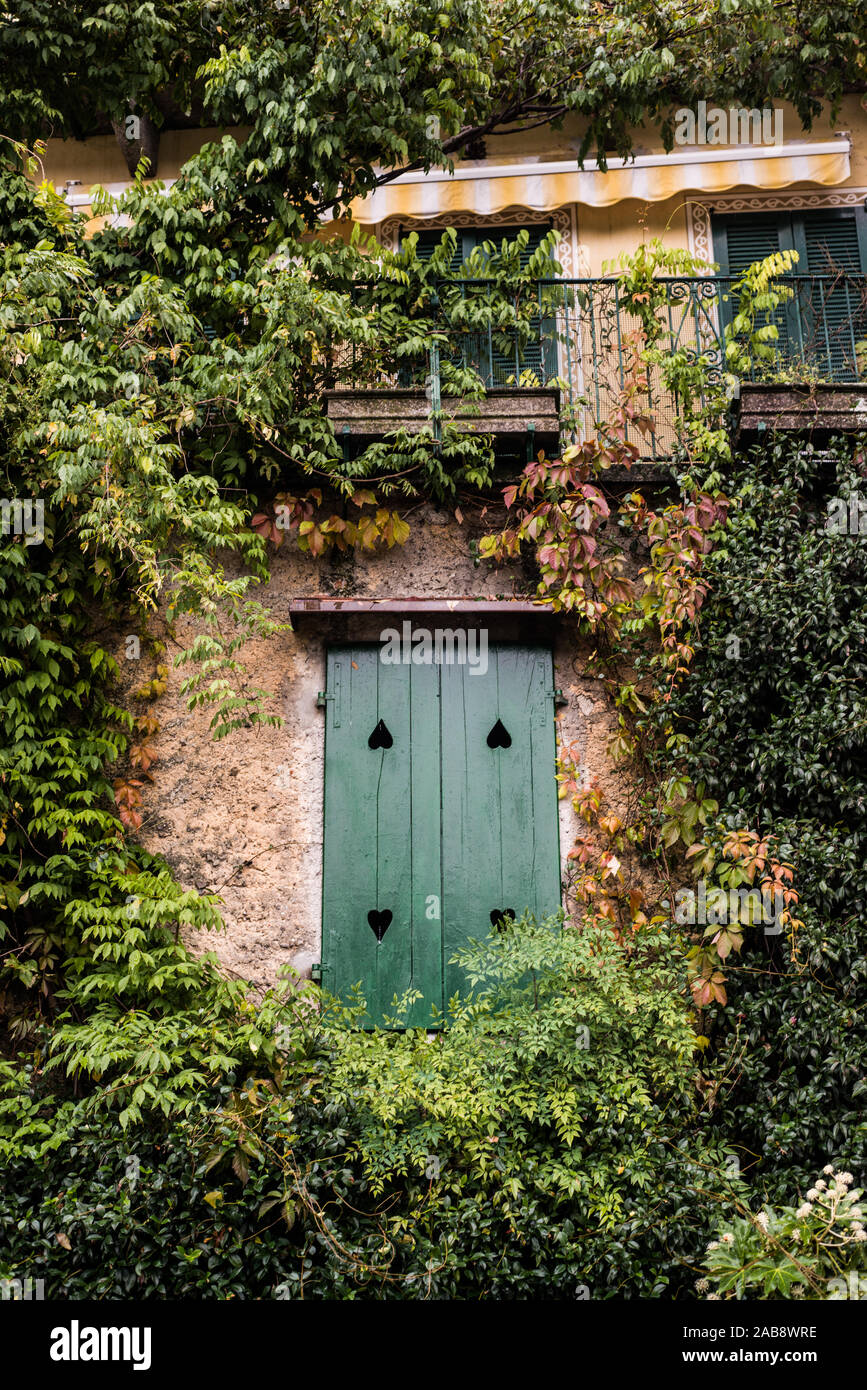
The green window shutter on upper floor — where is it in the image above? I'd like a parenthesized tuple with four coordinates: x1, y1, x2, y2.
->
(713, 208, 867, 277)
(401, 222, 558, 387)
(712, 208, 867, 378)
(482, 227, 555, 386)
(320, 642, 562, 1026)
(406, 223, 553, 269)
(409, 226, 464, 274)
(799, 212, 867, 378)
(712, 212, 796, 360)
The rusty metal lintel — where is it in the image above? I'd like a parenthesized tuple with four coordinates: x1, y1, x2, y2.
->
(290, 596, 558, 621)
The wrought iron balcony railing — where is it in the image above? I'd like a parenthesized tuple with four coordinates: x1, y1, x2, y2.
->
(333, 273, 867, 458)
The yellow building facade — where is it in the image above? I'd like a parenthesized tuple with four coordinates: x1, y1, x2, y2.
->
(41, 95, 867, 277)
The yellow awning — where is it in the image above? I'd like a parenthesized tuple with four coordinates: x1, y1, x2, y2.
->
(349, 140, 851, 223)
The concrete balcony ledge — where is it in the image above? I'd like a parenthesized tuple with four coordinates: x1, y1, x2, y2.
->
(735, 381, 867, 440)
(325, 387, 561, 440)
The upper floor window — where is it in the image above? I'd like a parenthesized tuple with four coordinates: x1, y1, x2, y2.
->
(712, 207, 867, 278)
(712, 208, 867, 379)
(398, 222, 559, 389)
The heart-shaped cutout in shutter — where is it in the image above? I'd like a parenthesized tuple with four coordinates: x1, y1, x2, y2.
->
(368, 909, 393, 941)
(486, 719, 512, 749)
(490, 908, 517, 929)
(368, 719, 393, 750)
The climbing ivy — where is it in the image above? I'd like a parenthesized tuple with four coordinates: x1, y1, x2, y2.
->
(1, 2, 865, 1300)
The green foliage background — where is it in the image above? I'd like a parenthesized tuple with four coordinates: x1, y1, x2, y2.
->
(664, 439, 867, 1192)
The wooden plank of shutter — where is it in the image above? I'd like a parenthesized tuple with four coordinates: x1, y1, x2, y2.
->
(440, 650, 505, 1001)
(495, 647, 562, 924)
(439, 645, 561, 1001)
(322, 647, 379, 1009)
(322, 646, 413, 1023)
(370, 653, 413, 1021)
(407, 659, 444, 1025)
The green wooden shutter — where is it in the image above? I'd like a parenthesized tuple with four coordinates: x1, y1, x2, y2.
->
(402, 224, 553, 271)
(398, 229, 464, 383)
(712, 212, 793, 359)
(713, 215, 788, 276)
(321, 642, 561, 1024)
(321, 647, 442, 1027)
(401, 223, 557, 386)
(801, 211, 865, 271)
(469, 224, 552, 267)
(476, 226, 556, 387)
(440, 645, 562, 1000)
(408, 227, 464, 275)
(798, 211, 867, 378)
(712, 208, 867, 379)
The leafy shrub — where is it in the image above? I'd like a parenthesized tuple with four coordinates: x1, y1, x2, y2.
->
(699, 1166, 867, 1300)
(0, 918, 741, 1299)
(665, 436, 867, 1198)
(300, 914, 739, 1297)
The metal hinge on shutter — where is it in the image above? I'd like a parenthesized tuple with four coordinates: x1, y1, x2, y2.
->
(536, 651, 567, 723)
(317, 663, 342, 725)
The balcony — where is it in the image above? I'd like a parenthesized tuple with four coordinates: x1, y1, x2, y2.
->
(326, 273, 867, 459)
(324, 386, 561, 452)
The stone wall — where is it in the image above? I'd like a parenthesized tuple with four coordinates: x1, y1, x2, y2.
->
(125, 503, 630, 988)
